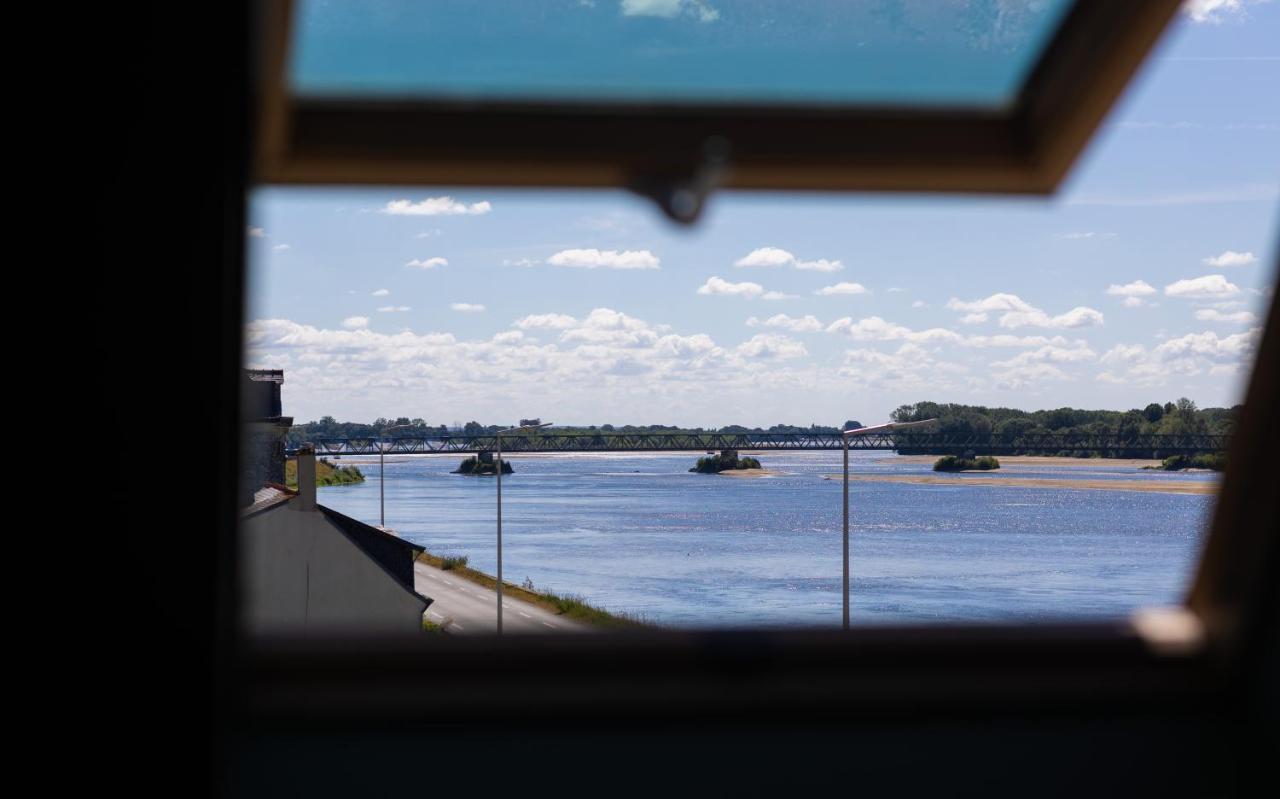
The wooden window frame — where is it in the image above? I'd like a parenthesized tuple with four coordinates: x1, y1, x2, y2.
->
(237, 0, 1276, 758)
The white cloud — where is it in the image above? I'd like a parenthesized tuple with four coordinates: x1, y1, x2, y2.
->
(547, 248, 660, 270)
(1096, 328, 1261, 386)
(1194, 308, 1258, 324)
(381, 197, 492, 216)
(1202, 250, 1257, 267)
(503, 258, 541, 267)
(1164, 274, 1241, 299)
(911, 300, 928, 308)
(1101, 344, 1146, 364)
(621, 0, 719, 22)
(341, 316, 369, 330)
(946, 293, 1036, 314)
(991, 363, 1074, 391)
(272, 244, 291, 251)
(963, 334, 1082, 349)
(697, 276, 786, 299)
(377, 306, 411, 313)
(991, 345, 1097, 369)
(451, 303, 486, 313)
(960, 313, 989, 325)
(491, 330, 526, 345)
(947, 292, 1103, 329)
(1182, 0, 1244, 23)
(407, 257, 448, 270)
(372, 289, 390, 297)
(815, 282, 868, 296)
(734, 247, 843, 272)
(826, 316, 963, 344)
(1001, 306, 1104, 329)
(746, 314, 824, 333)
(735, 334, 807, 360)
(839, 343, 968, 392)
(1155, 329, 1259, 361)
(514, 313, 578, 330)
(1107, 280, 1157, 297)
(247, 226, 265, 238)
(1107, 280, 1157, 308)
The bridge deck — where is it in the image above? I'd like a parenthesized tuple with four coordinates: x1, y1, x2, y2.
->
(289, 432, 1227, 457)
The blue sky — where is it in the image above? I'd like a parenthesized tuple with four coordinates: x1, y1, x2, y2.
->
(249, 1, 1278, 426)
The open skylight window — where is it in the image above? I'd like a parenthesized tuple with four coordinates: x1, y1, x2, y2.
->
(257, 1, 1184, 210)
(289, 0, 1075, 108)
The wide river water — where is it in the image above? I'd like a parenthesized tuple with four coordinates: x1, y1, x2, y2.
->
(315, 451, 1218, 629)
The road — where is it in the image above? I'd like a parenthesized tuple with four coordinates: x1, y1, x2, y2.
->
(415, 560, 590, 635)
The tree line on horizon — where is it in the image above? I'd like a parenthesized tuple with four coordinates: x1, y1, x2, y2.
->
(889, 398, 1237, 438)
(286, 416, 864, 446)
(285, 398, 1236, 450)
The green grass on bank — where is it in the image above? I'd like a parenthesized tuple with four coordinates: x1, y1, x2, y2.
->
(421, 618, 446, 635)
(285, 457, 365, 489)
(415, 551, 652, 630)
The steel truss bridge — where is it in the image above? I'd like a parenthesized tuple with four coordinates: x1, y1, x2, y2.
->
(293, 431, 1228, 457)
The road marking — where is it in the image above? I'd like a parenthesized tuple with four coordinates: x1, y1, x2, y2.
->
(427, 610, 443, 619)
(450, 622, 465, 631)
(542, 622, 556, 629)
(518, 612, 531, 619)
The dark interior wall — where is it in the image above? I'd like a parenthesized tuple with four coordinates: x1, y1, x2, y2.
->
(81, 3, 249, 795)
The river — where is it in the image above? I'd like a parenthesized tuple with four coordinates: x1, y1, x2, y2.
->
(315, 451, 1218, 629)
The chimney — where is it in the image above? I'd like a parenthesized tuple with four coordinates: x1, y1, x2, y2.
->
(294, 445, 317, 511)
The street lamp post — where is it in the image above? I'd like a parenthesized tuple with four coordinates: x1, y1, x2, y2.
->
(841, 418, 937, 630)
(495, 420, 552, 635)
(379, 423, 418, 529)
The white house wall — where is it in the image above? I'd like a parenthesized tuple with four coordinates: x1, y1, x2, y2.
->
(241, 503, 426, 637)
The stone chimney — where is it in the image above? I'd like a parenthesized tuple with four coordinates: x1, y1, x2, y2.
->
(293, 445, 317, 511)
(240, 369, 293, 506)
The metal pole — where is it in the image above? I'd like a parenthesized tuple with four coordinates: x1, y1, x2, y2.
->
(379, 440, 385, 528)
(496, 433, 503, 636)
(843, 434, 850, 631)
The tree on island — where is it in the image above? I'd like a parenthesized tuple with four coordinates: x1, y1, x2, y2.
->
(453, 454, 513, 475)
(690, 451, 762, 474)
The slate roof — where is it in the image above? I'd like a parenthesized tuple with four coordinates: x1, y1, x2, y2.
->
(244, 484, 296, 516)
(320, 506, 426, 591)
(240, 484, 431, 608)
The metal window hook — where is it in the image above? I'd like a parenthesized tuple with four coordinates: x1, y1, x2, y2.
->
(629, 136, 732, 226)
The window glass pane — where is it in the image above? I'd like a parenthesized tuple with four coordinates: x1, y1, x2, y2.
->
(290, 0, 1075, 108)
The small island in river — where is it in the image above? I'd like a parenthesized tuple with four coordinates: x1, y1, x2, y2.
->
(454, 453, 514, 475)
(690, 450, 762, 474)
(933, 455, 1001, 472)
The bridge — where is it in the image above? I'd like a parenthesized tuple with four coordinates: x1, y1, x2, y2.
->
(292, 431, 1228, 457)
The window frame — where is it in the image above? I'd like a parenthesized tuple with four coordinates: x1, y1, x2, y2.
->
(255, 0, 1183, 202)
(236, 0, 1277, 739)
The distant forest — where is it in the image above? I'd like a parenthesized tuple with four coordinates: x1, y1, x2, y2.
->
(889, 398, 1238, 438)
(286, 418, 863, 447)
(286, 398, 1237, 447)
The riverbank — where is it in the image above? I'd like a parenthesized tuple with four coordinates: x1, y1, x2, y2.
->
(717, 468, 785, 478)
(882, 455, 1164, 468)
(415, 550, 651, 630)
(285, 457, 364, 488)
(823, 473, 1217, 495)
